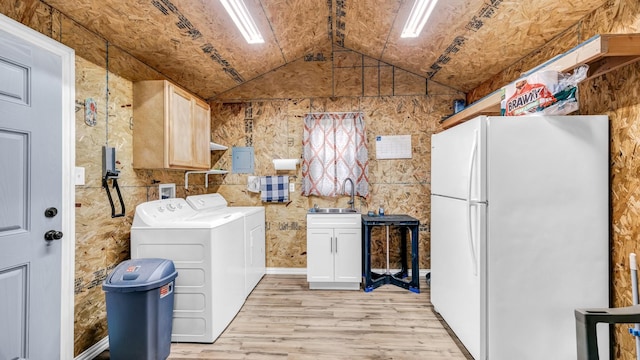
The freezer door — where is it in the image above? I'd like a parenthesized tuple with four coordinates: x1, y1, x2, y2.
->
(485, 115, 609, 359)
(431, 116, 486, 201)
(430, 195, 485, 360)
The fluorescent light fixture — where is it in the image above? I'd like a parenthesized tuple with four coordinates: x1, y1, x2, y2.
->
(220, 0, 264, 44)
(401, 0, 438, 38)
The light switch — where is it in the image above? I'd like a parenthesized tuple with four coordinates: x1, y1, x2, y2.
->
(75, 166, 85, 186)
(289, 182, 295, 192)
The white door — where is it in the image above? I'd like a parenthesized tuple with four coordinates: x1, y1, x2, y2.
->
(334, 228, 361, 283)
(431, 115, 488, 360)
(307, 228, 334, 282)
(431, 116, 486, 202)
(0, 26, 65, 360)
(430, 195, 483, 359)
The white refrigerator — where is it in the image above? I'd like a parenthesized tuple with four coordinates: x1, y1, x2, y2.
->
(430, 115, 610, 360)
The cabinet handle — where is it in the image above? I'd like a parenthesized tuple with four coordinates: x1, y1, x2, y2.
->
(330, 236, 334, 253)
(335, 236, 338, 253)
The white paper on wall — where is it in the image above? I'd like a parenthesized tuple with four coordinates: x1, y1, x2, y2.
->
(375, 135, 412, 159)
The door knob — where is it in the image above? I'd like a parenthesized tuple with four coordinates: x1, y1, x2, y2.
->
(44, 207, 58, 218)
(44, 230, 63, 241)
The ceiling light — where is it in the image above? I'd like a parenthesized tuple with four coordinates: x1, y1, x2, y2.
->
(401, 0, 438, 38)
(220, 0, 264, 44)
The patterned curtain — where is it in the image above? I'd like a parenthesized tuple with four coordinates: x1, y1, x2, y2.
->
(302, 112, 369, 197)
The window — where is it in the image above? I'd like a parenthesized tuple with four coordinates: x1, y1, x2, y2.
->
(301, 112, 369, 197)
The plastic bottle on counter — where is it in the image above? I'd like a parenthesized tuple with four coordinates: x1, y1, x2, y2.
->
(378, 204, 385, 216)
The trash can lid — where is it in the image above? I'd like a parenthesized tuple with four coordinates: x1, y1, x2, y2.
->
(102, 258, 178, 293)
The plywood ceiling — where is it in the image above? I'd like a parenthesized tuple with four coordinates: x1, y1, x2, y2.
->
(43, 0, 608, 100)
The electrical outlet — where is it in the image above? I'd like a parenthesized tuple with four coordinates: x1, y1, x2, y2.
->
(75, 166, 85, 185)
(289, 182, 295, 192)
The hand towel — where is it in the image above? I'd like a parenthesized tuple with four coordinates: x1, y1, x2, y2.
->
(260, 175, 289, 203)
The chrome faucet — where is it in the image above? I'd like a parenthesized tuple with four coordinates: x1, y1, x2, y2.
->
(342, 178, 355, 210)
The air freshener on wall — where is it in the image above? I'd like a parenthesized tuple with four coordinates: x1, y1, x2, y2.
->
(85, 98, 97, 126)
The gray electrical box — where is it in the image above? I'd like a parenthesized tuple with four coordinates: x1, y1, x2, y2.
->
(102, 146, 119, 178)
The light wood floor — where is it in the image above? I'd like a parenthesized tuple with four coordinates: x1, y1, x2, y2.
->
(166, 275, 472, 360)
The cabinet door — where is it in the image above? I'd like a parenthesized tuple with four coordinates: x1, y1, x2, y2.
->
(167, 85, 194, 168)
(192, 99, 211, 169)
(334, 228, 361, 283)
(307, 228, 334, 282)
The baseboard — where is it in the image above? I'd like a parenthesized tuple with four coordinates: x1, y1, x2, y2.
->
(74, 336, 108, 360)
(266, 268, 430, 277)
(266, 267, 307, 275)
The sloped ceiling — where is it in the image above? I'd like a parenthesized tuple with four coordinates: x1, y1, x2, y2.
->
(42, 0, 608, 100)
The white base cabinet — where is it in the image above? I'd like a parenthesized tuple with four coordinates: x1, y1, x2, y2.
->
(307, 214, 361, 290)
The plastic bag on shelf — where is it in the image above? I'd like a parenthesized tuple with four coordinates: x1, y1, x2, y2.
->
(501, 65, 588, 116)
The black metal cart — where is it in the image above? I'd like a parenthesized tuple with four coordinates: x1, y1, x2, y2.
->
(361, 214, 420, 293)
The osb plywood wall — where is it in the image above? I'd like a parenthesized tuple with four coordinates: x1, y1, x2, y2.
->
(467, 0, 640, 358)
(214, 44, 437, 101)
(9, 0, 640, 358)
(1, 2, 207, 355)
(73, 57, 211, 354)
(208, 91, 459, 270)
(209, 48, 456, 272)
(0, 2, 463, 357)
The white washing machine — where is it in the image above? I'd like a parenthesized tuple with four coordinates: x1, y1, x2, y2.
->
(130, 198, 246, 343)
(186, 193, 266, 297)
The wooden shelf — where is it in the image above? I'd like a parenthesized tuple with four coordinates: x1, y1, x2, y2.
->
(441, 33, 640, 130)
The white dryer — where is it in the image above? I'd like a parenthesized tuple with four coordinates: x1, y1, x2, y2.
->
(186, 193, 266, 297)
(130, 198, 246, 343)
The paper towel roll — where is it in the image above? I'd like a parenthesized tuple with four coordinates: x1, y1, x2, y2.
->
(273, 159, 299, 170)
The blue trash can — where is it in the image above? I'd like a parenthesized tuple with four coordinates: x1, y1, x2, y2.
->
(103, 258, 178, 360)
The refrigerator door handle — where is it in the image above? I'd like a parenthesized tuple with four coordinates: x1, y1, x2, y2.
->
(466, 130, 479, 276)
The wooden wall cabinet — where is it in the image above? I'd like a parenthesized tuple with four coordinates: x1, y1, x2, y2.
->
(133, 80, 211, 170)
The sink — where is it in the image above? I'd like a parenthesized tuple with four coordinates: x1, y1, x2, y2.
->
(309, 208, 358, 214)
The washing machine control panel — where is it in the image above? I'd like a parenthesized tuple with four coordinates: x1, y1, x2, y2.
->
(186, 194, 228, 211)
(161, 202, 184, 212)
(134, 198, 197, 225)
